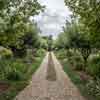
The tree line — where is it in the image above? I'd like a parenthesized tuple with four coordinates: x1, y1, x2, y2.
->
(55, 0, 100, 77)
(55, 1, 100, 99)
(0, 0, 45, 58)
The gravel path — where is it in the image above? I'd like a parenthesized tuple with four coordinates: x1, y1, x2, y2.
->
(15, 52, 85, 100)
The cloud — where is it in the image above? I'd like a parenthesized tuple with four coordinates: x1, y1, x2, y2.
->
(34, 0, 72, 37)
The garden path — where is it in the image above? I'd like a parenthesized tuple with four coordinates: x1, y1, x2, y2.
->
(15, 52, 85, 100)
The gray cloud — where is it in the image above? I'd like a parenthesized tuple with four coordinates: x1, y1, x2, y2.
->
(34, 0, 72, 37)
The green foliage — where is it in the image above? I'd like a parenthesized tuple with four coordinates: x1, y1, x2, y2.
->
(0, 47, 13, 59)
(0, 0, 44, 57)
(71, 56, 84, 70)
(55, 33, 68, 49)
(0, 49, 45, 100)
(55, 20, 91, 66)
(65, 0, 100, 48)
(59, 49, 84, 70)
(56, 49, 83, 70)
(87, 56, 100, 78)
(62, 60, 100, 100)
(6, 70, 23, 81)
(56, 49, 67, 59)
(56, 50, 100, 100)
(0, 0, 46, 99)
(40, 36, 48, 50)
(48, 35, 53, 51)
(66, 50, 74, 58)
(0, 59, 27, 81)
(21, 23, 41, 48)
(86, 79, 100, 99)
(35, 49, 46, 57)
(54, 0, 100, 99)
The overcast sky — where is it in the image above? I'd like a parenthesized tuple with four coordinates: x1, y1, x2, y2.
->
(34, 0, 72, 38)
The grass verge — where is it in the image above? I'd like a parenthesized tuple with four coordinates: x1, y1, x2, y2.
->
(56, 58, 99, 100)
(0, 55, 45, 100)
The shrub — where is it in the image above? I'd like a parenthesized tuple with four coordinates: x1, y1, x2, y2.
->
(87, 56, 100, 78)
(74, 62, 84, 70)
(86, 78, 100, 99)
(70, 56, 84, 70)
(56, 49, 67, 59)
(35, 49, 45, 57)
(0, 47, 13, 59)
(6, 70, 23, 81)
(0, 59, 12, 80)
(66, 50, 74, 58)
(0, 59, 28, 81)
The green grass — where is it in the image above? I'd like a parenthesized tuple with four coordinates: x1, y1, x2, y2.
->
(0, 81, 28, 100)
(55, 51, 100, 100)
(55, 50, 97, 100)
(60, 59, 99, 100)
(0, 54, 45, 100)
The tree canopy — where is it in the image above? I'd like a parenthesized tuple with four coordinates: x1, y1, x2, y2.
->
(0, 0, 44, 57)
(65, 0, 100, 48)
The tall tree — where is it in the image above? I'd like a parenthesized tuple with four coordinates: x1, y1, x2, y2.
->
(0, 0, 44, 57)
(0, 0, 43, 47)
(65, 0, 100, 48)
(56, 20, 91, 64)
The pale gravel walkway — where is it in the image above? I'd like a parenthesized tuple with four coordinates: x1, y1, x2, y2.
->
(15, 52, 85, 100)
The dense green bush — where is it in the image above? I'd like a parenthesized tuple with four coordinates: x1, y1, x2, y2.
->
(66, 50, 74, 58)
(69, 55, 84, 70)
(56, 49, 84, 70)
(56, 49, 67, 59)
(35, 49, 46, 57)
(0, 47, 13, 59)
(0, 59, 28, 81)
(87, 56, 100, 78)
(6, 70, 23, 81)
(86, 79, 100, 99)
(0, 60, 27, 81)
(65, 50, 84, 70)
(0, 48, 45, 81)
